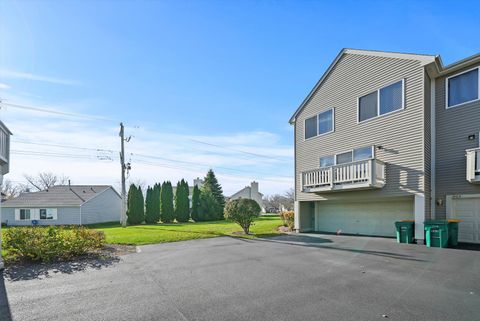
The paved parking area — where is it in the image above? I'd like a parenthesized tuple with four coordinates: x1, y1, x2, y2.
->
(2, 233, 480, 321)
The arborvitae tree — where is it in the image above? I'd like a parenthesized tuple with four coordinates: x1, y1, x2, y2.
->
(153, 183, 161, 221)
(198, 189, 221, 221)
(175, 179, 190, 222)
(202, 169, 225, 219)
(160, 181, 174, 223)
(191, 185, 200, 222)
(145, 185, 160, 224)
(127, 184, 144, 225)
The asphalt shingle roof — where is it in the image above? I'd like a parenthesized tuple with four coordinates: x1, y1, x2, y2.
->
(1, 185, 114, 207)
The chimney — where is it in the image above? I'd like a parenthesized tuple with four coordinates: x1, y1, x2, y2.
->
(68, 180, 71, 187)
(250, 181, 259, 197)
(194, 177, 204, 188)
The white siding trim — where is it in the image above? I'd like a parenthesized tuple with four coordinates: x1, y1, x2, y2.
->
(445, 66, 480, 109)
(414, 194, 425, 241)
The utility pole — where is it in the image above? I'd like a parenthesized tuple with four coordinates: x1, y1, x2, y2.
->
(119, 122, 127, 227)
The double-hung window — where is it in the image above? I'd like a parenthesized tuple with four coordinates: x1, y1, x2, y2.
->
(304, 108, 334, 139)
(19, 209, 31, 220)
(447, 68, 479, 108)
(358, 80, 404, 122)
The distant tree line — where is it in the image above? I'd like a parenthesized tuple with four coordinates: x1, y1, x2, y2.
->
(126, 169, 226, 224)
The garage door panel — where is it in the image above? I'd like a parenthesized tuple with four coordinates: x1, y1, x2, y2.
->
(315, 200, 414, 237)
(451, 197, 480, 244)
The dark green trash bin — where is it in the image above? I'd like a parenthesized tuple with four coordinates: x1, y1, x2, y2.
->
(424, 220, 449, 248)
(447, 219, 461, 246)
(395, 221, 415, 244)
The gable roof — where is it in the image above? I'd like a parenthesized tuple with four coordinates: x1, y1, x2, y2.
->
(229, 186, 263, 199)
(2, 185, 119, 208)
(288, 48, 437, 124)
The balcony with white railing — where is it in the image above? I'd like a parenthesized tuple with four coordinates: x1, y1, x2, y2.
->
(301, 158, 386, 193)
(466, 148, 480, 183)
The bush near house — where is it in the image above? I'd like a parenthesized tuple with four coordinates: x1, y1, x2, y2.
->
(280, 211, 295, 230)
(3, 226, 105, 262)
(224, 198, 261, 234)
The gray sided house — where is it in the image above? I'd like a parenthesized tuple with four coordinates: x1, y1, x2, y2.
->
(291, 48, 480, 243)
(1, 185, 121, 226)
(0, 120, 12, 270)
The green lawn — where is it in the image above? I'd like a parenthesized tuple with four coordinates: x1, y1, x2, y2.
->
(90, 216, 283, 245)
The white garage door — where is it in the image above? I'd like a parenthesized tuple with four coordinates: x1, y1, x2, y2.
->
(315, 200, 414, 237)
(450, 197, 480, 243)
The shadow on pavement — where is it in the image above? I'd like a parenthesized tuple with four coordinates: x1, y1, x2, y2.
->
(0, 271, 13, 321)
(4, 254, 120, 282)
(451, 243, 480, 252)
(249, 234, 428, 262)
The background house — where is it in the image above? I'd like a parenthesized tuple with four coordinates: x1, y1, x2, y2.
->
(228, 181, 264, 212)
(1, 184, 121, 226)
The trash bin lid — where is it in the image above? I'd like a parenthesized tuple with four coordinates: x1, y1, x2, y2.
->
(447, 219, 462, 223)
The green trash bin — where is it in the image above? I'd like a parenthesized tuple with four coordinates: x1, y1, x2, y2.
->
(424, 220, 449, 248)
(395, 220, 415, 244)
(447, 219, 461, 247)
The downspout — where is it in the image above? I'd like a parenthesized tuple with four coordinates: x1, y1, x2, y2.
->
(430, 77, 436, 219)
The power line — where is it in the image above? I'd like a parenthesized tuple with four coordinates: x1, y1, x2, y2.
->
(0, 101, 117, 122)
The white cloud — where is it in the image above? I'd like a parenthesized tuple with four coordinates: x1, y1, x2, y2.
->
(1, 101, 293, 196)
(0, 83, 11, 90)
(0, 69, 80, 86)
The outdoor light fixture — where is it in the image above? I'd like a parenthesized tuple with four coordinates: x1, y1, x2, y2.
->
(468, 134, 476, 141)
(436, 198, 444, 207)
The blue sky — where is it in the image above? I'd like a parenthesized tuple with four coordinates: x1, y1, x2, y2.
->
(0, 0, 479, 194)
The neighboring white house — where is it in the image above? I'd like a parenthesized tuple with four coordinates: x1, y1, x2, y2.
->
(0, 120, 12, 270)
(228, 181, 264, 212)
(1, 184, 121, 226)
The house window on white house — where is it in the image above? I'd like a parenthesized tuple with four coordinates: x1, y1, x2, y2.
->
(19, 209, 31, 220)
(320, 155, 335, 168)
(40, 209, 57, 220)
(447, 68, 479, 108)
(359, 80, 404, 122)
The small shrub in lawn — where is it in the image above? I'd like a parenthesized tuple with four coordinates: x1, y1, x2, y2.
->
(2, 226, 105, 262)
(280, 211, 295, 230)
(224, 198, 261, 234)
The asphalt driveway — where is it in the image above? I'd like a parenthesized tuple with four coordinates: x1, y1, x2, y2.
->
(2, 233, 480, 321)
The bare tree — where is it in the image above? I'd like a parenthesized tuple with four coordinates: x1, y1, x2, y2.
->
(24, 172, 70, 191)
(263, 188, 294, 212)
(283, 188, 294, 210)
(1, 179, 27, 200)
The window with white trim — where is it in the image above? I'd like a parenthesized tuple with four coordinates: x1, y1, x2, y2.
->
(304, 108, 334, 139)
(39, 208, 56, 220)
(359, 80, 404, 122)
(447, 68, 479, 108)
(336, 151, 353, 165)
(353, 146, 373, 161)
(320, 155, 335, 168)
(19, 209, 31, 220)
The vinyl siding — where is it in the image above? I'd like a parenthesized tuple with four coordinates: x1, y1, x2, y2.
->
(435, 63, 480, 218)
(80, 187, 121, 224)
(1, 207, 80, 226)
(294, 53, 427, 202)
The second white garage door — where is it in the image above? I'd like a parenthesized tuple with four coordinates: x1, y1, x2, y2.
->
(315, 200, 414, 237)
(449, 197, 480, 243)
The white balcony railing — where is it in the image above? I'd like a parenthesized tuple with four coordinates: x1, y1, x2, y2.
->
(301, 158, 386, 192)
(466, 148, 480, 183)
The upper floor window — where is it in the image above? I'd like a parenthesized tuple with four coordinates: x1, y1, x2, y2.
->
(358, 80, 404, 122)
(304, 108, 335, 139)
(447, 68, 479, 108)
